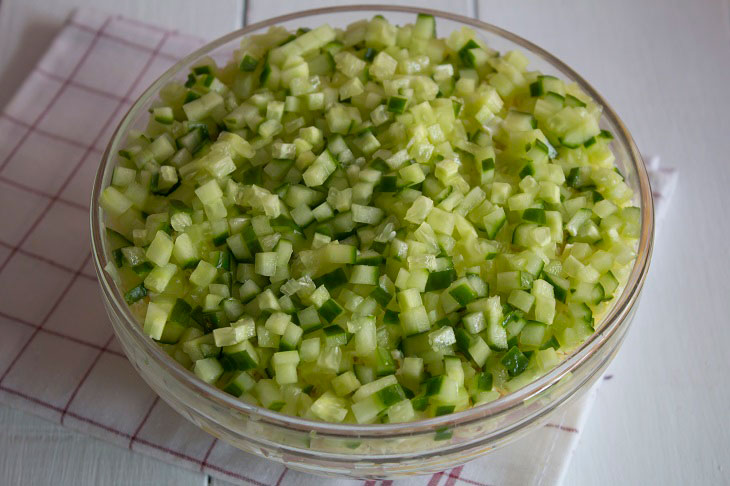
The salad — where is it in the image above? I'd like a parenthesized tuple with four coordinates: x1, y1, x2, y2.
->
(100, 13, 639, 424)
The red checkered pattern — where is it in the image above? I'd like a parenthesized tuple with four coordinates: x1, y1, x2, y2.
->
(1, 9, 655, 486)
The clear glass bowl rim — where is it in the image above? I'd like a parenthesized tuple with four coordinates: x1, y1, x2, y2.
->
(90, 4, 654, 439)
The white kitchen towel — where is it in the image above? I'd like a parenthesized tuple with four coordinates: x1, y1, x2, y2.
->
(0, 9, 677, 486)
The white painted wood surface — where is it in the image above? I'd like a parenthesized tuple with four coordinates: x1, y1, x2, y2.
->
(0, 406, 207, 486)
(0, 0, 243, 484)
(472, 2, 730, 484)
(1, 0, 729, 485)
(0, 0, 243, 109)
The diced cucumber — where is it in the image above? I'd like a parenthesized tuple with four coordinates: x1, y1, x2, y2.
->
(219, 339, 258, 371)
(194, 358, 224, 384)
(103, 13, 637, 424)
(501, 346, 529, 377)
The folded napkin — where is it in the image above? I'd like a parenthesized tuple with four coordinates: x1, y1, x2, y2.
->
(0, 10, 677, 486)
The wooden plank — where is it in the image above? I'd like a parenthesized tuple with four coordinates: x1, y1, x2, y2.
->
(0, 404, 207, 485)
(476, 1, 730, 485)
(246, 0, 475, 24)
(0, 0, 244, 109)
(0, 2, 243, 483)
(1, 0, 728, 485)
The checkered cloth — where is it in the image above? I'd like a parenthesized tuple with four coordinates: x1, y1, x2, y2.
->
(0, 9, 677, 486)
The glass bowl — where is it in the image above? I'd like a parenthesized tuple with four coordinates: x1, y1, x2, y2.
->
(90, 5, 654, 478)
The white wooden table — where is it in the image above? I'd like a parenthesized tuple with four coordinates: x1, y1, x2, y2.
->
(1, 0, 728, 484)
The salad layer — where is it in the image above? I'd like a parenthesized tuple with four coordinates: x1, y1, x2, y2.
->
(101, 13, 639, 424)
